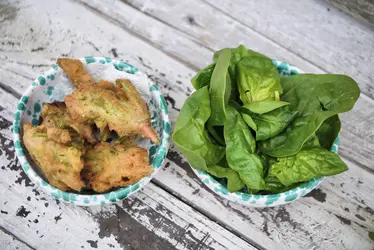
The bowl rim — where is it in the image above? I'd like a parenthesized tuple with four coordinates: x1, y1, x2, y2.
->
(189, 59, 338, 207)
(12, 56, 170, 206)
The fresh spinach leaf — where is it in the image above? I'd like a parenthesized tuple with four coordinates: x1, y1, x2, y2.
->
(214, 45, 270, 99)
(264, 175, 305, 194)
(224, 105, 265, 190)
(206, 165, 245, 192)
(316, 115, 341, 150)
(236, 56, 282, 104)
(270, 148, 348, 186)
(191, 63, 215, 90)
(241, 112, 258, 131)
(173, 87, 225, 171)
(207, 123, 225, 146)
(259, 153, 276, 177)
(302, 134, 321, 149)
(246, 105, 297, 141)
(260, 74, 360, 157)
(369, 232, 374, 241)
(214, 45, 268, 74)
(263, 175, 286, 193)
(230, 101, 258, 130)
(208, 48, 232, 126)
(243, 100, 289, 114)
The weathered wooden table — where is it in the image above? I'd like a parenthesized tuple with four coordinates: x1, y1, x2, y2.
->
(1, 0, 373, 249)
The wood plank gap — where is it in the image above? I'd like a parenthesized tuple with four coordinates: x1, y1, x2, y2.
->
(74, 0, 201, 71)
(0, 226, 35, 250)
(327, 0, 374, 28)
(0, 81, 21, 99)
(340, 152, 374, 175)
(118, 0, 215, 54)
(150, 178, 266, 250)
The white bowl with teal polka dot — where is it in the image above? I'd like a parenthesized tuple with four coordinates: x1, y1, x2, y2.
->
(13, 57, 170, 206)
(191, 60, 339, 207)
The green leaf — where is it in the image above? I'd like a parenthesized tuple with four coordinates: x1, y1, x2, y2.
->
(243, 100, 289, 114)
(241, 112, 257, 131)
(263, 175, 286, 193)
(174, 86, 208, 131)
(302, 134, 321, 149)
(236, 56, 282, 104)
(214, 45, 268, 79)
(264, 175, 305, 193)
(214, 45, 270, 99)
(206, 165, 245, 192)
(369, 232, 374, 241)
(208, 48, 232, 126)
(117, 136, 128, 144)
(191, 63, 215, 90)
(173, 87, 225, 171)
(206, 124, 225, 146)
(260, 74, 360, 157)
(224, 105, 265, 190)
(316, 115, 341, 150)
(247, 105, 297, 141)
(270, 148, 348, 186)
(100, 126, 110, 141)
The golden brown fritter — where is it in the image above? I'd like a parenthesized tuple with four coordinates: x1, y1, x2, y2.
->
(64, 79, 159, 144)
(115, 135, 138, 148)
(42, 102, 97, 144)
(57, 58, 93, 87)
(23, 123, 85, 191)
(97, 80, 116, 91)
(46, 127, 71, 144)
(83, 143, 153, 193)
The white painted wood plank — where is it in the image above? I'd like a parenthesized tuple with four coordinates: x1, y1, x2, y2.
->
(0, 229, 32, 250)
(125, 0, 374, 100)
(91, 184, 256, 250)
(0, 0, 373, 249)
(0, 88, 255, 249)
(80, 0, 324, 75)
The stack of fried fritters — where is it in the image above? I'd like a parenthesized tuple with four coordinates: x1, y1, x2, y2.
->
(22, 58, 158, 193)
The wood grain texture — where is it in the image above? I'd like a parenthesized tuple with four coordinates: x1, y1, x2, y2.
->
(328, 0, 374, 27)
(124, 0, 374, 100)
(0, 229, 33, 250)
(0, 0, 373, 249)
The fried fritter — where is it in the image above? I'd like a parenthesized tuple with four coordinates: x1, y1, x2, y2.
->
(97, 80, 116, 91)
(115, 135, 138, 148)
(46, 127, 71, 144)
(57, 58, 94, 88)
(83, 143, 153, 193)
(64, 79, 159, 144)
(42, 102, 97, 144)
(23, 123, 85, 191)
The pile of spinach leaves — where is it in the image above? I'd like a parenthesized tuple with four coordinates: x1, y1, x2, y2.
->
(173, 45, 360, 194)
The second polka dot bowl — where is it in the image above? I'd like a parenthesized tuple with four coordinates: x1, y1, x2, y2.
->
(190, 60, 339, 207)
(13, 57, 170, 206)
